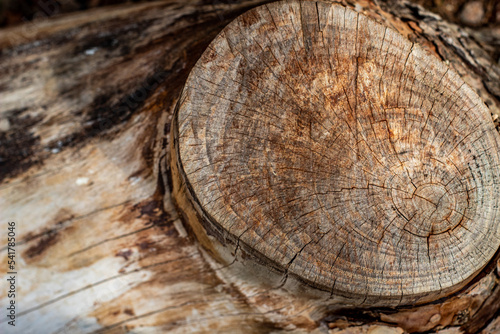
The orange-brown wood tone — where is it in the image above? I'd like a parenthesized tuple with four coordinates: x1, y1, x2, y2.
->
(172, 0, 500, 307)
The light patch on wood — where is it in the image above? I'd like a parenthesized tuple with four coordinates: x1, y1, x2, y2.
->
(4, 257, 153, 333)
(173, 219, 188, 238)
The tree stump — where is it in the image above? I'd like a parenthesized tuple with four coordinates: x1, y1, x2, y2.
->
(171, 0, 500, 307)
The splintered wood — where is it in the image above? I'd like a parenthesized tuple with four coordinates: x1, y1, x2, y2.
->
(172, 0, 500, 306)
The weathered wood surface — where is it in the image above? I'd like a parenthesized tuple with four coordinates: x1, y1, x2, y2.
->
(0, 0, 499, 333)
(172, 0, 500, 308)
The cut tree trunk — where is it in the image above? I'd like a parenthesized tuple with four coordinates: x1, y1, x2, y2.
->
(0, 0, 499, 333)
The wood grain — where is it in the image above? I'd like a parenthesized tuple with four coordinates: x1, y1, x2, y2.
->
(1, 0, 500, 332)
(172, 0, 500, 307)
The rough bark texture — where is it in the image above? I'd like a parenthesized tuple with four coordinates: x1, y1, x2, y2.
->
(0, 0, 499, 333)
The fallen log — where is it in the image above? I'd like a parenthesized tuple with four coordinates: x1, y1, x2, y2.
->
(0, 0, 499, 333)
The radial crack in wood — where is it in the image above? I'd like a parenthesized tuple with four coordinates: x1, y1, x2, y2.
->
(170, 0, 500, 307)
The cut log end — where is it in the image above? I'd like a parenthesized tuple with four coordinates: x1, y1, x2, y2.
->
(170, 0, 500, 307)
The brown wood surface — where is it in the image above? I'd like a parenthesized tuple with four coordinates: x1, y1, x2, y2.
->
(0, 0, 499, 333)
(172, 0, 500, 307)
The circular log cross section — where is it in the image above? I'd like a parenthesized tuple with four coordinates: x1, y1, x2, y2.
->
(171, 0, 500, 306)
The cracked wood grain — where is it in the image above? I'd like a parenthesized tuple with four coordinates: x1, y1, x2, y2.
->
(172, 0, 500, 307)
(1, 0, 500, 333)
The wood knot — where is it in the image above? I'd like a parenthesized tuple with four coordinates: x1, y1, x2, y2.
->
(169, 0, 500, 306)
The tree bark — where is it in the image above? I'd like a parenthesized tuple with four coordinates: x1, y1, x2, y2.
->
(0, 0, 499, 333)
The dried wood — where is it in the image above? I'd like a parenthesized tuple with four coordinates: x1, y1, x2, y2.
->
(0, 0, 499, 333)
(172, 0, 500, 307)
